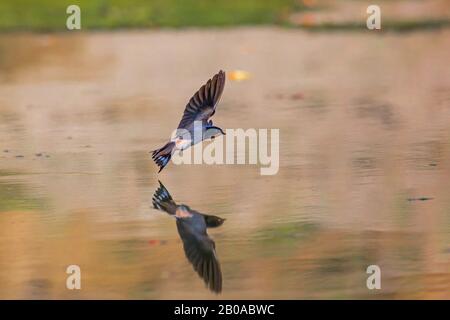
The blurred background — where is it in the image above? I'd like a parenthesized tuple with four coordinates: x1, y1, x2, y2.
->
(0, 0, 450, 31)
(0, 0, 449, 299)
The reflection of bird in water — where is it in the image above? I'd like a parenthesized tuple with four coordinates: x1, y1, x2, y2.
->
(152, 181, 225, 293)
(151, 70, 226, 172)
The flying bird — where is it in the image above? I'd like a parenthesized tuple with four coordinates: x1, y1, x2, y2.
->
(152, 181, 225, 293)
(151, 70, 226, 172)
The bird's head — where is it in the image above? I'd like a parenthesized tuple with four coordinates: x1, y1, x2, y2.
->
(204, 126, 226, 140)
(204, 214, 226, 228)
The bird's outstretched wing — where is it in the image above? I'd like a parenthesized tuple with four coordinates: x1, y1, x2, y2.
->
(176, 220, 223, 293)
(178, 70, 226, 130)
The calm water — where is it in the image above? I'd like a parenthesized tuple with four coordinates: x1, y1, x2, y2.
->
(0, 28, 449, 299)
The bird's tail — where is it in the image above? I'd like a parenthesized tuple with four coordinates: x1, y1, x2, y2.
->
(152, 181, 177, 215)
(151, 141, 175, 173)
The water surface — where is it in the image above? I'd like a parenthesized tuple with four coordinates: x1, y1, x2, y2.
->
(0, 28, 449, 299)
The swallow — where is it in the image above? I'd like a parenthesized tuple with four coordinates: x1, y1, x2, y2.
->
(152, 181, 225, 293)
(151, 70, 226, 172)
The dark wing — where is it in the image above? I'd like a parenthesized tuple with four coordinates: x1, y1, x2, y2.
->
(178, 70, 226, 129)
(176, 219, 222, 293)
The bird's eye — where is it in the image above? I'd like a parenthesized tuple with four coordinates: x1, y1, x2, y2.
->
(177, 136, 182, 140)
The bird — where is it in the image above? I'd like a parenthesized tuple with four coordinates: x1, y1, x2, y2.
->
(151, 70, 226, 172)
(152, 180, 225, 293)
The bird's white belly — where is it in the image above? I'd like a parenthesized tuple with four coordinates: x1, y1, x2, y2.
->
(173, 138, 192, 151)
(172, 129, 205, 151)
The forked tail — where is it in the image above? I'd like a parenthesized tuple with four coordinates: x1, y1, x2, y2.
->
(152, 181, 177, 215)
(151, 141, 175, 173)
